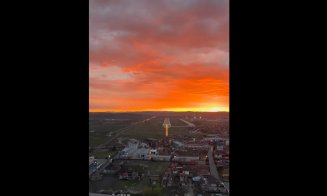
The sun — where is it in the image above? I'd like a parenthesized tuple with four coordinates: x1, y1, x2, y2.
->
(206, 107, 222, 112)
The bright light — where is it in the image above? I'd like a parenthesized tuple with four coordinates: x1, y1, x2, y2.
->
(208, 107, 222, 112)
(91, 106, 229, 112)
(159, 106, 228, 112)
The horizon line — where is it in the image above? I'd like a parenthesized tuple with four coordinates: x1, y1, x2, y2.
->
(89, 110, 229, 113)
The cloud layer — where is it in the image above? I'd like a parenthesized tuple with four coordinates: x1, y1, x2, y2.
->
(90, 0, 229, 112)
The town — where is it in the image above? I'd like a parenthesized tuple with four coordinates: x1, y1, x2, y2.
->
(89, 112, 229, 196)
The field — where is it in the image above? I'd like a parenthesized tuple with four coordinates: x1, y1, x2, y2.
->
(169, 117, 190, 126)
(192, 118, 229, 136)
(119, 116, 191, 139)
(90, 149, 119, 159)
(89, 112, 229, 146)
(89, 112, 153, 147)
(89, 160, 169, 194)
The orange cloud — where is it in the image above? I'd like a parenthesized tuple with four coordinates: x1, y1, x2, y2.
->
(89, 0, 229, 112)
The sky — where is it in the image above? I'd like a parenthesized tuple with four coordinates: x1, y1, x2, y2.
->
(89, 0, 229, 112)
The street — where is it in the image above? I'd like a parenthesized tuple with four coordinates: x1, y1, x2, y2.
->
(208, 148, 221, 183)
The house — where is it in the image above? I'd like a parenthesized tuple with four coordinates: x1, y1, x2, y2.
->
(149, 149, 158, 155)
(118, 171, 129, 180)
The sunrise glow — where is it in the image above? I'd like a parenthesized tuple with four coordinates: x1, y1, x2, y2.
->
(89, 0, 229, 112)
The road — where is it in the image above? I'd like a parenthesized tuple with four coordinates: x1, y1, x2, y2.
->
(89, 159, 111, 177)
(207, 148, 221, 183)
(179, 119, 196, 127)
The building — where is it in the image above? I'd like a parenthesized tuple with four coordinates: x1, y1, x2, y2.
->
(172, 140, 184, 147)
(149, 149, 158, 155)
(222, 166, 229, 181)
(119, 139, 151, 159)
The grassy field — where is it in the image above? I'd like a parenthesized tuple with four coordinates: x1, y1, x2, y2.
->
(91, 161, 169, 194)
(89, 119, 138, 147)
(115, 161, 169, 191)
(192, 119, 229, 136)
(90, 149, 119, 159)
(89, 112, 229, 147)
(122, 161, 169, 176)
(89, 113, 156, 147)
(120, 117, 191, 139)
(89, 132, 110, 148)
(150, 162, 169, 174)
(143, 184, 163, 196)
(169, 117, 189, 126)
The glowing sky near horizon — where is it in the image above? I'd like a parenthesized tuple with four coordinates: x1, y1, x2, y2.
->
(89, 0, 229, 112)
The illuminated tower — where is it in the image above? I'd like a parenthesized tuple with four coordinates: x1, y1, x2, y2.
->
(162, 118, 171, 137)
